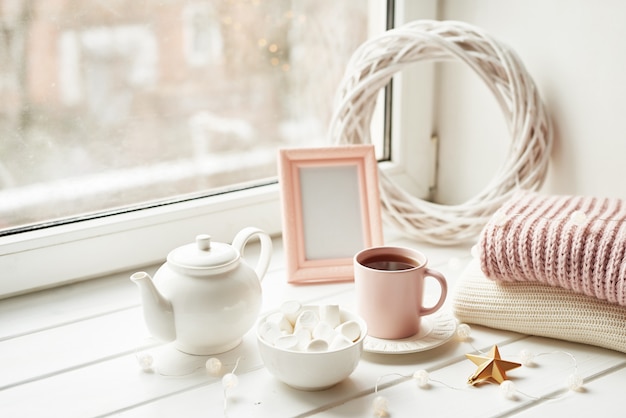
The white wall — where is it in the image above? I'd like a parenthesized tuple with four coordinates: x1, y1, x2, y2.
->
(432, 0, 626, 204)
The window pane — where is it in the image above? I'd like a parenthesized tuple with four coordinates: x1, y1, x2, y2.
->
(0, 0, 374, 233)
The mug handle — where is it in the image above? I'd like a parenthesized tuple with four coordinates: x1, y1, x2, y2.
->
(420, 268, 448, 316)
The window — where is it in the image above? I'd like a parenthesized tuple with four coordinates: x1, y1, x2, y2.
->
(0, 1, 437, 297)
(0, 0, 380, 232)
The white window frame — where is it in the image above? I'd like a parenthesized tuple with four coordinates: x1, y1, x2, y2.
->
(0, 0, 438, 297)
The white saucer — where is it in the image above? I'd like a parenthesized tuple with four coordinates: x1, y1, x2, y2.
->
(363, 313, 457, 354)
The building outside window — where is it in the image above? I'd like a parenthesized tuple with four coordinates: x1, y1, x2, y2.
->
(0, 0, 374, 232)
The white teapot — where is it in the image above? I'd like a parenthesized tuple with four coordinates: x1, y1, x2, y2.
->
(131, 227, 272, 355)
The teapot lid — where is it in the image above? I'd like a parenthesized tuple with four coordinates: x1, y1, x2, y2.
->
(167, 235, 239, 270)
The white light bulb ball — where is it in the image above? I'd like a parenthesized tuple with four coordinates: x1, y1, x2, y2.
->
(222, 372, 239, 390)
(457, 323, 472, 340)
(570, 210, 587, 226)
(413, 370, 430, 388)
(206, 357, 222, 375)
(372, 395, 390, 417)
(135, 352, 154, 372)
(500, 380, 517, 399)
(519, 349, 535, 366)
(493, 210, 508, 226)
(567, 373, 584, 391)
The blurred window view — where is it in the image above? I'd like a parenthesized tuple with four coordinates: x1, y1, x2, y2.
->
(0, 0, 377, 233)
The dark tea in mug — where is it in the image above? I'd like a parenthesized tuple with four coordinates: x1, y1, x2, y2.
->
(361, 254, 420, 271)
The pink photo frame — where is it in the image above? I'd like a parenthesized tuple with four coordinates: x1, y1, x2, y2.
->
(278, 144, 384, 284)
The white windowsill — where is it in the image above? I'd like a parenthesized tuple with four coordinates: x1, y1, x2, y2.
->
(2, 230, 625, 417)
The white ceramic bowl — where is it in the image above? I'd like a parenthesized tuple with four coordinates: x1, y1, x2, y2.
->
(256, 306, 367, 391)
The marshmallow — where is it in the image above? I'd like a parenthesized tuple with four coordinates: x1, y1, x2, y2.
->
(293, 328, 313, 351)
(329, 334, 353, 350)
(265, 312, 294, 334)
(266, 302, 361, 353)
(306, 339, 329, 352)
(319, 304, 341, 328)
(280, 300, 303, 325)
(294, 309, 319, 333)
(259, 321, 282, 345)
(313, 321, 338, 343)
(335, 320, 361, 342)
(274, 334, 299, 350)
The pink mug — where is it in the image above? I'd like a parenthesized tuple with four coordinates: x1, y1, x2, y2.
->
(354, 246, 448, 339)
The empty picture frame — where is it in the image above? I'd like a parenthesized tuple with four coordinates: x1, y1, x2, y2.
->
(278, 144, 383, 284)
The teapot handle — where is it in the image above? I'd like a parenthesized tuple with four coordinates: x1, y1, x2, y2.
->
(231, 227, 273, 282)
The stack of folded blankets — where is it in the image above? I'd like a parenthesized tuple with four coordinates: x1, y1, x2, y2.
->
(452, 190, 626, 353)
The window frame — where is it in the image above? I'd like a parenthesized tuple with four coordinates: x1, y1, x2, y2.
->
(0, 0, 438, 297)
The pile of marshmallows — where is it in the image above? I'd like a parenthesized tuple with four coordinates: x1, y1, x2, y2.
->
(259, 300, 362, 353)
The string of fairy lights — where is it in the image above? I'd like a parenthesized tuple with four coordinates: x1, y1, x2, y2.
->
(135, 322, 585, 417)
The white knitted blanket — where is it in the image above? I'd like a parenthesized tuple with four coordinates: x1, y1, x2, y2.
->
(452, 258, 626, 354)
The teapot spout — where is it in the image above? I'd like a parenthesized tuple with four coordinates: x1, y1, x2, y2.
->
(130, 272, 176, 342)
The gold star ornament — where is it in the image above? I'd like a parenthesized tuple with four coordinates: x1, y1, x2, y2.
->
(465, 345, 521, 385)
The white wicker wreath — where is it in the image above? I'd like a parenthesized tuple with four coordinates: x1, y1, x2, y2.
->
(329, 20, 553, 245)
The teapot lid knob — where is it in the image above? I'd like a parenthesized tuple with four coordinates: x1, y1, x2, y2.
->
(167, 234, 239, 271)
(196, 234, 212, 251)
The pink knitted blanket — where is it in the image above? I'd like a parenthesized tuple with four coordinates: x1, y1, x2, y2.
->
(478, 191, 626, 306)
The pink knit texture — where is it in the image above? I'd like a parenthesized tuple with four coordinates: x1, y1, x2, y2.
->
(479, 191, 626, 306)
